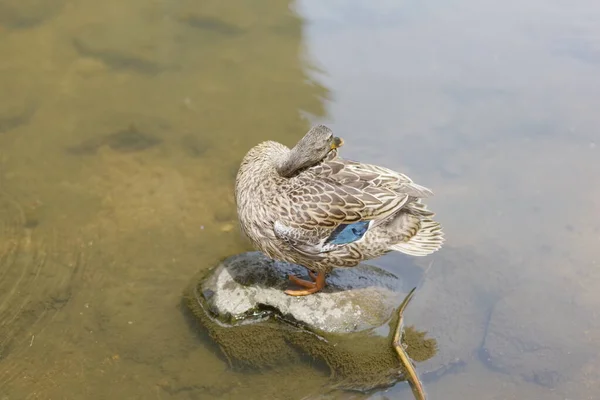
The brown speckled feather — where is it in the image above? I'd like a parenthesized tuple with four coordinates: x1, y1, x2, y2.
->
(271, 150, 434, 255)
(281, 153, 420, 225)
(235, 128, 444, 275)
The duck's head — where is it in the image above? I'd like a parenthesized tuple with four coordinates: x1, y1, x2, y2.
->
(300, 124, 344, 153)
(277, 125, 344, 177)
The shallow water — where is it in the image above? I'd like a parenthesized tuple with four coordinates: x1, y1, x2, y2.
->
(1, 0, 599, 399)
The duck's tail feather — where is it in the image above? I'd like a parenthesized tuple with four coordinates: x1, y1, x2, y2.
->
(400, 181, 434, 198)
(405, 200, 436, 217)
(389, 218, 444, 256)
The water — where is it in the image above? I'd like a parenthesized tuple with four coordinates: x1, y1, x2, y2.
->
(0, 0, 599, 399)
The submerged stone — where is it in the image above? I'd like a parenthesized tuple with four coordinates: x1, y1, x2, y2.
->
(183, 251, 437, 391)
(0, 75, 37, 134)
(71, 18, 178, 74)
(66, 124, 161, 155)
(481, 283, 592, 388)
(0, 0, 64, 29)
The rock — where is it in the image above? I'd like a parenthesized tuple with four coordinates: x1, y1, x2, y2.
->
(183, 251, 437, 391)
(480, 282, 592, 388)
(65, 114, 168, 156)
(0, 0, 64, 29)
(401, 246, 515, 378)
(0, 75, 36, 134)
(178, 15, 244, 36)
(173, 3, 247, 36)
(66, 124, 162, 155)
(202, 251, 407, 333)
(71, 18, 178, 74)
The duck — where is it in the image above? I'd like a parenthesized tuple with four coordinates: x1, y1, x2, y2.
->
(234, 125, 444, 296)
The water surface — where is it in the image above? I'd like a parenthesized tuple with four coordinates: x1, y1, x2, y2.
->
(1, 0, 599, 399)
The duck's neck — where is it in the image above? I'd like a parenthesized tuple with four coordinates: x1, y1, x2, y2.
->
(276, 146, 316, 178)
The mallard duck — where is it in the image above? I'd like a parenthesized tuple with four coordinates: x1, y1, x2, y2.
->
(235, 125, 444, 296)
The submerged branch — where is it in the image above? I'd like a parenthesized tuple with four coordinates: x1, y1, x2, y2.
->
(392, 287, 426, 400)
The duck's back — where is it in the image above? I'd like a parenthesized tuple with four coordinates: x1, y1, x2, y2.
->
(270, 153, 444, 268)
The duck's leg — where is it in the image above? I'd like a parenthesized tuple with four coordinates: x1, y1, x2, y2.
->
(288, 274, 316, 288)
(285, 271, 326, 296)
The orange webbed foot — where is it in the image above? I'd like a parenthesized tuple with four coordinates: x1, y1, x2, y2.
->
(285, 271, 326, 296)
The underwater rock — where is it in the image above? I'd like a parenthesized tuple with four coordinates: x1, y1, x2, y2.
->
(184, 251, 437, 391)
(72, 19, 177, 74)
(173, 4, 245, 37)
(66, 124, 161, 155)
(0, 0, 64, 29)
(481, 283, 591, 388)
(65, 114, 169, 156)
(0, 76, 36, 134)
(400, 246, 516, 378)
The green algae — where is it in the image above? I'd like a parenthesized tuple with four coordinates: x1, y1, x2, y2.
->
(183, 272, 438, 392)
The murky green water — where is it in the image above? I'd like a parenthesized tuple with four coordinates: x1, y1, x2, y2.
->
(1, 0, 599, 399)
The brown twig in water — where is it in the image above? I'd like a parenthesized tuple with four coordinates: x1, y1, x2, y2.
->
(392, 287, 426, 400)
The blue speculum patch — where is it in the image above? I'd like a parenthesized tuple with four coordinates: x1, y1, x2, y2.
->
(326, 221, 370, 245)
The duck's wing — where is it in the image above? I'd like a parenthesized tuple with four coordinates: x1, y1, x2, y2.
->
(272, 156, 434, 258)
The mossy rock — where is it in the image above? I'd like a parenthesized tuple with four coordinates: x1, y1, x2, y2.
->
(183, 252, 437, 391)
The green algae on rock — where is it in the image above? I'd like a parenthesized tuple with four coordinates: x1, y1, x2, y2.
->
(183, 251, 437, 391)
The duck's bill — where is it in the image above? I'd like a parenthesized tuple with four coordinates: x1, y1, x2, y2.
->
(331, 137, 344, 150)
